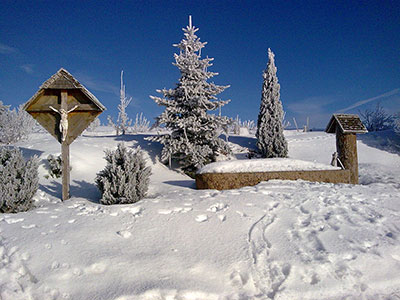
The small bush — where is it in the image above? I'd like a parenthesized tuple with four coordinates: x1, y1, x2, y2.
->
(0, 147, 39, 213)
(95, 143, 151, 205)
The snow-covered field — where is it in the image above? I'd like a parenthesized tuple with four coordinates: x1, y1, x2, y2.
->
(1, 129, 400, 300)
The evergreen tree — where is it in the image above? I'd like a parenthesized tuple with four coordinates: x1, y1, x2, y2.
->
(150, 16, 231, 174)
(108, 71, 132, 135)
(256, 48, 288, 158)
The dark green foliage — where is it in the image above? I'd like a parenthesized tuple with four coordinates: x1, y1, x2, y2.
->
(95, 143, 151, 205)
(0, 147, 39, 213)
(46, 154, 62, 178)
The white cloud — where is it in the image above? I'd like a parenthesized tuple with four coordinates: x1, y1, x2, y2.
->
(20, 64, 34, 74)
(338, 89, 400, 112)
(0, 43, 18, 54)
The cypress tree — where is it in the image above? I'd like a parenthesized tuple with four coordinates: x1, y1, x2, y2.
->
(256, 48, 288, 158)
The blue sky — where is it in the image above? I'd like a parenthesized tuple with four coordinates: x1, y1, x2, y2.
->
(1, 0, 399, 129)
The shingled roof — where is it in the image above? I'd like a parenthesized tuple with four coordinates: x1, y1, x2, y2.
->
(325, 114, 368, 134)
(24, 68, 106, 111)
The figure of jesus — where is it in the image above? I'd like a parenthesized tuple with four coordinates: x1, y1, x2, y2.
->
(49, 105, 78, 142)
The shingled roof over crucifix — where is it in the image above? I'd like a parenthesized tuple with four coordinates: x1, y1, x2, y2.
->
(24, 68, 106, 144)
(24, 68, 106, 112)
(325, 114, 368, 134)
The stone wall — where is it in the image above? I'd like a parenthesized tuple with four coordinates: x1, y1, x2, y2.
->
(196, 169, 351, 190)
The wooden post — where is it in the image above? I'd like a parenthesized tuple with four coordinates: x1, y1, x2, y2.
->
(336, 128, 358, 184)
(62, 142, 70, 200)
(61, 91, 70, 200)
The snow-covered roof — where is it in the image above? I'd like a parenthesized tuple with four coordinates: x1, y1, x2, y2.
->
(24, 68, 106, 111)
(325, 114, 367, 134)
(197, 158, 340, 174)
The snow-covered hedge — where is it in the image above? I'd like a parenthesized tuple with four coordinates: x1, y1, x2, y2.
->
(95, 143, 151, 205)
(0, 147, 39, 213)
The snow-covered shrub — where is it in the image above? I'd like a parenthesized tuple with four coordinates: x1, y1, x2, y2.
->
(95, 143, 151, 205)
(45, 154, 63, 178)
(256, 48, 288, 158)
(130, 113, 150, 133)
(0, 147, 39, 213)
(149, 17, 231, 174)
(85, 117, 101, 132)
(360, 102, 394, 132)
(0, 102, 37, 145)
(230, 116, 256, 135)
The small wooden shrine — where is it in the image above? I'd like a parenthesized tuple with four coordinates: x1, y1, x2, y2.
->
(24, 68, 106, 200)
(325, 114, 367, 184)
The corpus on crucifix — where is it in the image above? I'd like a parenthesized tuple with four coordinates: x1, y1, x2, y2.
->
(49, 105, 78, 142)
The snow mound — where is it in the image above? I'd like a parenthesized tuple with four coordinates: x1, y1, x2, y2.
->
(198, 158, 340, 174)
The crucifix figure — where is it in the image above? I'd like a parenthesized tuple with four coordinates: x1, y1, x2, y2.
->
(49, 105, 78, 142)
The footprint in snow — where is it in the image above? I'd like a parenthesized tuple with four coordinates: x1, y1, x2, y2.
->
(21, 224, 36, 229)
(218, 215, 226, 222)
(208, 203, 228, 213)
(5, 218, 24, 224)
(236, 211, 247, 217)
(196, 215, 208, 223)
(73, 268, 82, 276)
(51, 261, 60, 270)
(158, 209, 173, 215)
(117, 230, 132, 238)
(86, 262, 107, 274)
(121, 206, 142, 216)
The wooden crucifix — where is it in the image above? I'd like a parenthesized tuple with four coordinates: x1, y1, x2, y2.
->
(24, 68, 106, 201)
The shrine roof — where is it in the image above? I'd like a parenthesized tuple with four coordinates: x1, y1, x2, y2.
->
(325, 114, 368, 134)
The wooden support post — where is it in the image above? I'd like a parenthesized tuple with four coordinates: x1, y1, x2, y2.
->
(62, 142, 70, 200)
(61, 91, 70, 200)
(336, 128, 358, 184)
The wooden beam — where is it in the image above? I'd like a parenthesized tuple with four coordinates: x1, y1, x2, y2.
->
(61, 90, 70, 200)
(26, 103, 102, 113)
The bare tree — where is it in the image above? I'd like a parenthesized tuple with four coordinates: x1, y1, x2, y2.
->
(359, 102, 394, 132)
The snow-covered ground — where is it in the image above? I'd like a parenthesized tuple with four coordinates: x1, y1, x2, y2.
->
(1, 129, 400, 300)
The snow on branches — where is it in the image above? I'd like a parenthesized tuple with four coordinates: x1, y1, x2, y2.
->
(0, 101, 38, 145)
(256, 49, 288, 158)
(149, 16, 231, 174)
(108, 71, 132, 135)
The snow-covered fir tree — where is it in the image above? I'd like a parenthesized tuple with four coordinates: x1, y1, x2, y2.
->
(108, 71, 132, 135)
(150, 16, 231, 174)
(256, 48, 288, 158)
